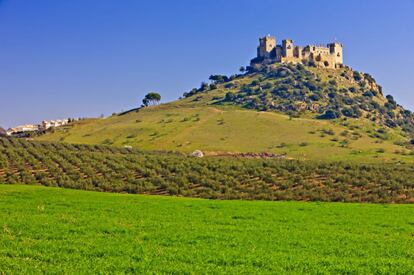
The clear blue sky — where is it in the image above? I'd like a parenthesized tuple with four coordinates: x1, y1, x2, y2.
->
(1, 0, 413, 128)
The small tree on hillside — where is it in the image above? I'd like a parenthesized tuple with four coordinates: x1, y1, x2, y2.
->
(224, 92, 236, 102)
(142, 92, 161, 107)
(199, 82, 209, 92)
(209, 75, 229, 84)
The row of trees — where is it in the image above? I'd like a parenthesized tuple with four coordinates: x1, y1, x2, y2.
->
(0, 137, 413, 203)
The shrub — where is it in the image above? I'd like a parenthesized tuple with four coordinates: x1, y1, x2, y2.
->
(309, 94, 321, 101)
(349, 87, 357, 93)
(353, 71, 362, 81)
(224, 92, 236, 102)
(319, 109, 341, 119)
(102, 139, 114, 145)
(328, 79, 337, 86)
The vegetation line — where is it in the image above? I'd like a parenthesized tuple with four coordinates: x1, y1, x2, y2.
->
(0, 138, 413, 203)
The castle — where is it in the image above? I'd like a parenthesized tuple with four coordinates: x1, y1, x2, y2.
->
(251, 35, 343, 69)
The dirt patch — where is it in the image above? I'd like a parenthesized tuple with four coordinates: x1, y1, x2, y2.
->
(206, 151, 287, 159)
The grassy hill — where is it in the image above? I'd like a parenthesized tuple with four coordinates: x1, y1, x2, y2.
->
(1, 184, 413, 273)
(37, 63, 414, 162)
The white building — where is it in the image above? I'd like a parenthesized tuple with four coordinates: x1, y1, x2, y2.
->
(7, 124, 39, 136)
(41, 119, 69, 130)
(7, 118, 70, 136)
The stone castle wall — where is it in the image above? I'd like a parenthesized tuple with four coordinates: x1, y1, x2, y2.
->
(252, 35, 343, 69)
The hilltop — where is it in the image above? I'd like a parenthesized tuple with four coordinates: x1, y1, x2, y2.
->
(36, 62, 414, 162)
(36, 35, 414, 162)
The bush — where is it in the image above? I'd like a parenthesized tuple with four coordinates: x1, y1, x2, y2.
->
(328, 79, 337, 86)
(341, 107, 361, 118)
(353, 71, 362, 81)
(319, 109, 341, 119)
(224, 92, 236, 102)
(102, 139, 114, 145)
(349, 87, 357, 93)
(309, 94, 321, 101)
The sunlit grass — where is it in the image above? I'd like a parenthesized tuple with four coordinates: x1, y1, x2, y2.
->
(1, 184, 413, 273)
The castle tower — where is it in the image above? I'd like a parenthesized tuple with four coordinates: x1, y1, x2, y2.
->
(328, 42, 343, 65)
(257, 35, 276, 59)
(282, 39, 294, 58)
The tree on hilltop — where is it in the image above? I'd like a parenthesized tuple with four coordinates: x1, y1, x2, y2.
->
(142, 92, 161, 107)
(198, 82, 209, 92)
(209, 75, 228, 84)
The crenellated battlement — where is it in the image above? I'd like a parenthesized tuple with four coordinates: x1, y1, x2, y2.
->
(251, 35, 343, 69)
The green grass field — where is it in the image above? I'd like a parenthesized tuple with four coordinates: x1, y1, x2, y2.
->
(1, 184, 413, 273)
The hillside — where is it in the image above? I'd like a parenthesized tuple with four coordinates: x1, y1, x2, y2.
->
(37, 63, 414, 162)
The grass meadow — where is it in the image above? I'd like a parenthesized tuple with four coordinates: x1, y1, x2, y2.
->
(37, 105, 414, 163)
(1, 184, 413, 273)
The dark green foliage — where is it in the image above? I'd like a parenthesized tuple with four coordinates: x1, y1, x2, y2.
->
(319, 109, 341, 119)
(184, 63, 414, 136)
(224, 92, 236, 101)
(182, 88, 198, 98)
(200, 82, 209, 91)
(353, 71, 362, 81)
(209, 84, 217, 90)
(142, 92, 161, 107)
(309, 94, 321, 101)
(341, 106, 362, 118)
(0, 138, 413, 203)
(363, 91, 374, 97)
(213, 64, 414, 136)
(209, 74, 229, 84)
(224, 83, 235, 89)
(262, 82, 273, 89)
(328, 79, 337, 86)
